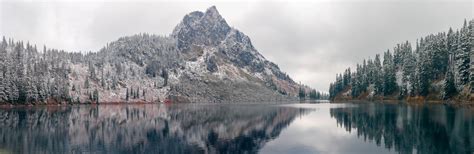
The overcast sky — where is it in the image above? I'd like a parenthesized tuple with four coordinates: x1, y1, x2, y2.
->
(0, 0, 472, 91)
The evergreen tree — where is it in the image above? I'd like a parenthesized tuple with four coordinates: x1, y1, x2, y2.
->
(101, 71, 105, 87)
(373, 54, 383, 95)
(126, 88, 129, 101)
(456, 20, 470, 86)
(88, 62, 96, 80)
(403, 50, 417, 96)
(360, 60, 369, 92)
(383, 50, 397, 96)
(430, 33, 448, 79)
(112, 76, 118, 90)
(343, 68, 351, 87)
(309, 90, 318, 100)
(351, 68, 360, 98)
(418, 51, 431, 96)
(366, 59, 375, 84)
(298, 86, 306, 100)
(25, 63, 38, 103)
(162, 69, 168, 86)
(84, 77, 90, 89)
(136, 87, 140, 99)
(329, 83, 335, 99)
(470, 20, 474, 93)
(0, 37, 7, 102)
(93, 89, 99, 103)
(443, 68, 457, 99)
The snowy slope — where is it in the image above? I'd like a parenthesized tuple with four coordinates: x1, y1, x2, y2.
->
(65, 6, 302, 103)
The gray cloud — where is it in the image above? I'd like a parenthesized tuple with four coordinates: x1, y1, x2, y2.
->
(1, 0, 472, 91)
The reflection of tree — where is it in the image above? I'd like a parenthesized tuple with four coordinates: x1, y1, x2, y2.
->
(330, 104, 474, 153)
(0, 104, 309, 153)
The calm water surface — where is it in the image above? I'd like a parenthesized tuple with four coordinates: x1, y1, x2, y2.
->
(0, 102, 472, 153)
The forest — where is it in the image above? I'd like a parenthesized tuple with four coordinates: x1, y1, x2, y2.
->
(0, 38, 74, 104)
(329, 19, 473, 102)
(0, 6, 314, 105)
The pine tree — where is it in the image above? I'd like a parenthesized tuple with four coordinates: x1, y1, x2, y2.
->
(112, 76, 118, 90)
(374, 54, 383, 95)
(309, 90, 318, 100)
(351, 68, 360, 98)
(383, 50, 397, 96)
(84, 77, 90, 89)
(162, 69, 168, 86)
(126, 88, 129, 101)
(418, 51, 431, 96)
(60, 78, 70, 102)
(470, 20, 474, 93)
(93, 89, 99, 103)
(12, 42, 27, 103)
(298, 86, 306, 100)
(443, 68, 457, 99)
(91, 63, 96, 79)
(25, 63, 38, 103)
(400, 83, 408, 99)
(329, 83, 335, 99)
(366, 59, 374, 84)
(456, 20, 470, 86)
(403, 51, 417, 96)
(7, 76, 19, 104)
(101, 71, 105, 87)
(0, 37, 7, 102)
(360, 59, 369, 92)
(136, 87, 140, 99)
(37, 82, 47, 102)
(343, 68, 351, 87)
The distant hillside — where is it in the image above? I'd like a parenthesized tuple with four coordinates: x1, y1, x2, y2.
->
(0, 6, 316, 104)
(329, 19, 473, 103)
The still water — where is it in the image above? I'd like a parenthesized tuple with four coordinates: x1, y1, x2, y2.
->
(0, 102, 472, 153)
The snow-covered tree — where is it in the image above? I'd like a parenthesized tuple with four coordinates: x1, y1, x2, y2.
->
(373, 54, 383, 95)
(443, 68, 457, 99)
(383, 50, 397, 96)
(456, 20, 470, 87)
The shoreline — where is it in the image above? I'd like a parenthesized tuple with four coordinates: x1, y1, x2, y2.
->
(330, 99, 474, 108)
(0, 102, 161, 109)
(0, 99, 302, 108)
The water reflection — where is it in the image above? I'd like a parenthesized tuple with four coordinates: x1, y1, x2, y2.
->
(1, 103, 473, 153)
(330, 103, 474, 153)
(0, 104, 309, 153)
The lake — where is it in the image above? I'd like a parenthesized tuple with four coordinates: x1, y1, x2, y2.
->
(0, 102, 472, 153)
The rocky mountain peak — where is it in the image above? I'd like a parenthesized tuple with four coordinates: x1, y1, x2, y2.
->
(204, 6, 220, 19)
(172, 6, 231, 51)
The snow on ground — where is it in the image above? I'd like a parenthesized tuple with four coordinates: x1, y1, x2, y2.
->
(69, 62, 169, 103)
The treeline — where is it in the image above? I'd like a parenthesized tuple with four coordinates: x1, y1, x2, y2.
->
(0, 37, 73, 104)
(0, 32, 306, 104)
(0, 33, 172, 104)
(329, 19, 473, 101)
(298, 86, 329, 100)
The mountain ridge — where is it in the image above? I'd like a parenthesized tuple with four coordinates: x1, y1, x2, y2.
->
(0, 6, 316, 104)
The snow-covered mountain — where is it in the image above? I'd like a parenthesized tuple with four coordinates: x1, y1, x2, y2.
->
(0, 6, 305, 104)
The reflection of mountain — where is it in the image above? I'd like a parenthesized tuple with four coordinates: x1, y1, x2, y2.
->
(0, 104, 308, 153)
(330, 104, 474, 153)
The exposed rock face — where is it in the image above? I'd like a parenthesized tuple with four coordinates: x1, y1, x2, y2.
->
(67, 6, 303, 103)
(173, 6, 232, 52)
